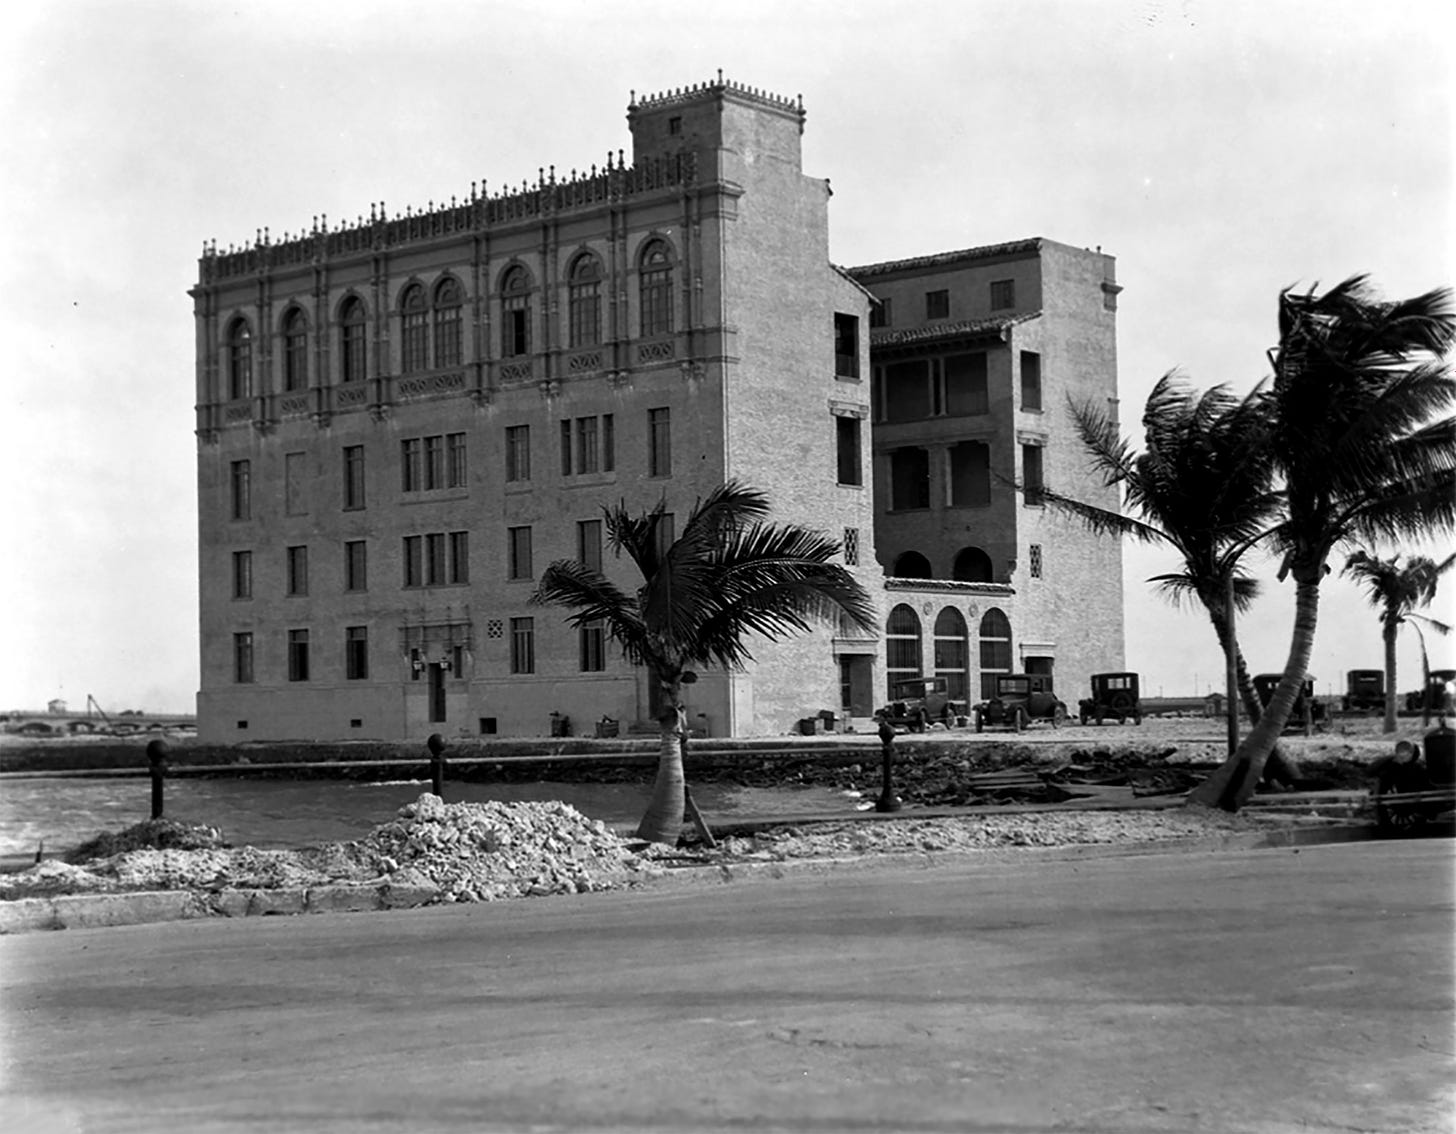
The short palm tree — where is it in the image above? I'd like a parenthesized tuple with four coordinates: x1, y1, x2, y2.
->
(532, 481, 877, 844)
(1045, 373, 1283, 745)
(1190, 276, 1456, 810)
(1342, 549, 1455, 731)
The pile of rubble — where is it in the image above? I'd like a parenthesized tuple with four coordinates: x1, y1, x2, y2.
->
(0, 794, 659, 904)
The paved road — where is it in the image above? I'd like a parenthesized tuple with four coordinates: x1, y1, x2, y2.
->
(1, 840, 1451, 1133)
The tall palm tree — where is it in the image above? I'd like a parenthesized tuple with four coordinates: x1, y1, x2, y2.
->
(1189, 276, 1456, 810)
(1045, 373, 1285, 752)
(532, 481, 877, 844)
(1405, 613, 1454, 726)
(1341, 550, 1456, 732)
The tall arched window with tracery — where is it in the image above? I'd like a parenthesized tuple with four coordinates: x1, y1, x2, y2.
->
(978, 607, 1012, 699)
(885, 603, 923, 697)
(639, 239, 674, 338)
(227, 318, 252, 400)
(400, 284, 428, 374)
(282, 308, 308, 392)
(568, 254, 602, 348)
(433, 277, 463, 368)
(934, 607, 970, 703)
(501, 266, 532, 358)
(340, 297, 367, 384)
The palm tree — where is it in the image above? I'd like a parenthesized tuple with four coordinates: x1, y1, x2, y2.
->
(1405, 613, 1454, 726)
(1045, 373, 1286, 757)
(1341, 550, 1456, 732)
(531, 481, 877, 844)
(1189, 276, 1456, 811)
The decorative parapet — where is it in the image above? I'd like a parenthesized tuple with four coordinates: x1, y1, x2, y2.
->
(629, 73, 805, 128)
(884, 577, 1015, 597)
(636, 339, 675, 364)
(398, 371, 466, 400)
(336, 384, 368, 408)
(197, 150, 698, 285)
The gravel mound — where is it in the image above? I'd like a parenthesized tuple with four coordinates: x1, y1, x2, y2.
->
(0, 794, 657, 903)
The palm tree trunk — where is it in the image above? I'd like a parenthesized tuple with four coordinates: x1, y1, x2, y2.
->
(1382, 617, 1398, 734)
(635, 695, 687, 844)
(1207, 607, 1297, 784)
(1189, 575, 1322, 810)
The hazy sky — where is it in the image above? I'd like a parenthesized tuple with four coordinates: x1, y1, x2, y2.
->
(3, 0, 1452, 713)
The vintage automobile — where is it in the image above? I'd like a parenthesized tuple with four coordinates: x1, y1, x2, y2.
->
(1078, 672, 1143, 725)
(1404, 669, 1456, 715)
(1342, 669, 1385, 713)
(974, 673, 1068, 732)
(875, 676, 966, 733)
(1369, 723, 1455, 833)
(1253, 673, 1329, 735)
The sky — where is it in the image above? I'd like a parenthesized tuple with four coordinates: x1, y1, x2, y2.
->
(2, 0, 1452, 714)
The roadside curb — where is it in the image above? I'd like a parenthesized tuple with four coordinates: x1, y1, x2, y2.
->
(0, 821, 1378, 936)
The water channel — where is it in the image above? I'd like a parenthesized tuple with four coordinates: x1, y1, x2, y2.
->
(0, 775, 863, 860)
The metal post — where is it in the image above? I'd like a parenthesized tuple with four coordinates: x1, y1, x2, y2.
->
(875, 718, 901, 812)
(427, 733, 446, 799)
(146, 738, 169, 820)
(1225, 573, 1239, 757)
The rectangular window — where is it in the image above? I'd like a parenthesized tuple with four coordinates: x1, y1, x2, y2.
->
(560, 419, 573, 476)
(1022, 444, 1045, 505)
(843, 527, 859, 567)
(231, 550, 252, 600)
(1020, 351, 1042, 412)
(446, 433, 467, 487)
(640, 265, 673, 337)
(836, 415, 862, 486)
(233, 632, 254, 684)
(424, 435, 444, 490)
(345, 626, 369, 680)
(890, 447, 931, 511)
(230, 460, 251, 520)
(286, 545, 308, 596)
(869, 297, 892, 328)
(1029, 543, 1043, 579)
(344, 540, 367, 592)
(284, 452, 307, 516)
(425, 533, 446, 586)
(579, 620, 606, 672)
(503, 297, 530, 357)
(449, 531, 469, 584)
(510, 617, 535, 674)
(401, 438, 422, 493)
(648, 407, 671, 477)
(926, 289, 949, 319)
(506, 425, 530, 482)
(602, 414, 615, 471)
(576, 416, 599, 474)
(343, 445, 366, 510)
(287, 629, 310, 682)
(508, 526, 533, 580)
(577, 519, 603, 574)
(991, 279, 1016, 310)
(833, 313, 860, 379)
(944, 353, 989, 416)
(950, 441, 992, 507)
(403, 535, 423, 588)
(883, 360, 931, 423)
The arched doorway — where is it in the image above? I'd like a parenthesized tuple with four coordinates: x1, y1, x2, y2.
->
(885, 604, 922, 697)
(978, 608, 1012, 699)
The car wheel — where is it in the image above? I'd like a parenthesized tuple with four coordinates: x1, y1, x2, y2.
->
(1051, 705, 1066, 729)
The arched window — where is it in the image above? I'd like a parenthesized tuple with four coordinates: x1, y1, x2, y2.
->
(340, 297, 367, 384)
(568, 253, 602, 348)
(501, 266, 531, 358)
(227, 318, 252, 400)
(979, 608, 1012, 699)
(282, 308, 308, 392)
(639, 239, 674, 337)
(433, 277, 463, 368)
(952, 546, 994, 582)
(934, 607, 969, 703)
(400, 284, 427, 374)
(892, 551, 933, 579)
(885, 603, 922, 697)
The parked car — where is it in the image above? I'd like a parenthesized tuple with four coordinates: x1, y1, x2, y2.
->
(1369, 724, 1455, 833)
(1078, 672, 1143, 725)
(875, 676, 966, 733)
(1404, 669, 1456, 715)
(1342, 669, 1385, 713)
(974, 673, 1068, 732)
(1253, 673, 1329, 735)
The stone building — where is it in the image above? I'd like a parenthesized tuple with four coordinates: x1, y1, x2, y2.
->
(190, 77, 1123, 743)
